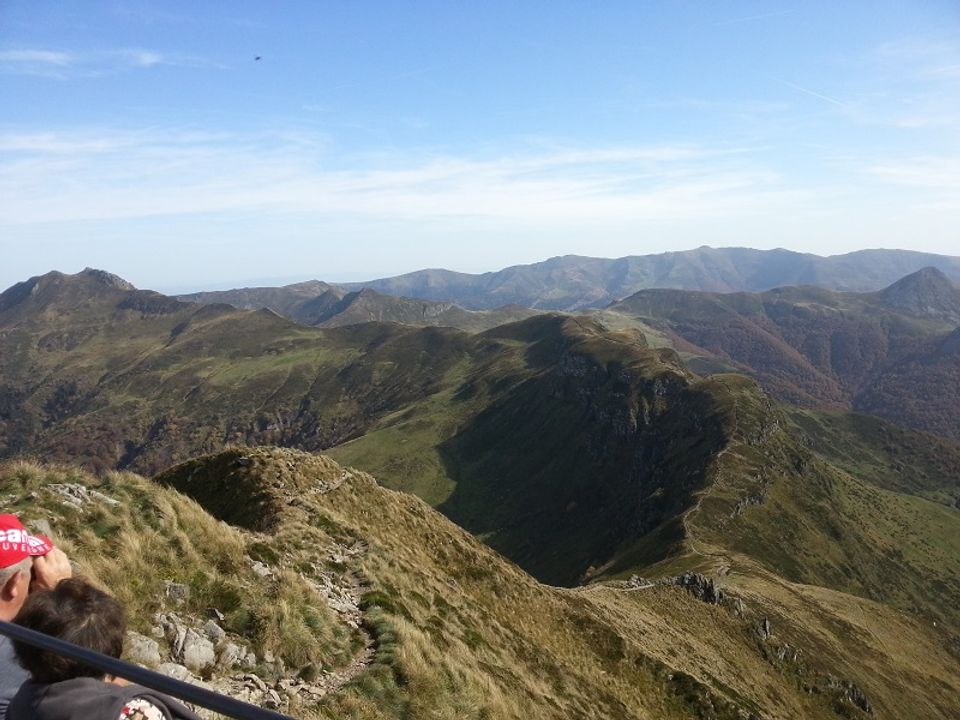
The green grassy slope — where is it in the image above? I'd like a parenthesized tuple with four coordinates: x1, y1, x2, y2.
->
(0, 269, 485, 472)
(653, 375, 960, 636)
(786, 409, 960, 506)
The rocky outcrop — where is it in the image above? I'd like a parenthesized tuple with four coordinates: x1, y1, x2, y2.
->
(661, 572, 724, 604)
(44, 483, 121, 508)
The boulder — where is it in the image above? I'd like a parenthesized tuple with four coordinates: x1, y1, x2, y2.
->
(157, 663, 197, 683)
(125, 631, 161, 667)
(180, 629, 216, 672)
(217, 642, 245, 669)
(202, 620, 225, 644)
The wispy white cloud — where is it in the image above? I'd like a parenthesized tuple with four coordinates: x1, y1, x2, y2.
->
(873, 39, 958, 60)
(0, 47, 224, 78)
(0, 49, 73, 65)
(867, 155, 960, 188)
(127, 50, 164, 67)
(844, 38, 960, 129)
(714, 9, 799, 27)
(2, 128, 957, 288)
(0, 128, 799, 228)
(865, 155, 960, 209)
(924, 64, 960, 78)
(0, 49, 76, 78)
(773, 78, 849, 108)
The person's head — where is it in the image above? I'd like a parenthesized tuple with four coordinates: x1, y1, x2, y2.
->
(12, 578, 126, 684)
(0, 514, 55, 622)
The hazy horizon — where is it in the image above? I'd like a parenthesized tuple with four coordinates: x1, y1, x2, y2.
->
(4, 244, 960, 296)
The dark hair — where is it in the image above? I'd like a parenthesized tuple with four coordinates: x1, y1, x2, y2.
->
(12, 578, 126, 683)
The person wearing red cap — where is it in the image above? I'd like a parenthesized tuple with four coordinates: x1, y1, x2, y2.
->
(0, 514, 72, 720)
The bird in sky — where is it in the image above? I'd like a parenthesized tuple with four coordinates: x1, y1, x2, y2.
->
(254, 56, 262, 61)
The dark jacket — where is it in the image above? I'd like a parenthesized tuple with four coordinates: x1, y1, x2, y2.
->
(8, 677, 202, 720)
(0, 637, 29, 720)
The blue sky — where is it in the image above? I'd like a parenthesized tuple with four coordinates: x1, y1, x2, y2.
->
(1, 1, 958, 292)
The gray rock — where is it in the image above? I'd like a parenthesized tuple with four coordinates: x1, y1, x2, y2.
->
(157, 663, 197, 682)
(44, 483, 120, 507)
(125, 631, 161, 667)
(243, 674, 268, 692)
(164, 582, 190, 606)
(759, 618, 772, 640)
(180, 629, 216, 672)
(168, 624, 188, 660)
(202, 620, 225, 644)
(217, 642, 245, 669)
(664, 572, 723, 604)
(263, 688, 282, 710)
(250, 560, 272, 578)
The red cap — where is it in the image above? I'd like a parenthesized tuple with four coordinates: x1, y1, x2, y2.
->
(0, 514, 54, 569)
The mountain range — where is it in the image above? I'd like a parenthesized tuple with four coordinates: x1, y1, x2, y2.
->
(178, 259, 960, 444)
(1, 266, 958, 718)
(342, 247, 960, 310)
(605, 267, 960, 442)
(178, 247, 960, 314)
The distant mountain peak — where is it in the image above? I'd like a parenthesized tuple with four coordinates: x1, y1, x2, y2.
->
(885, 265, 952, 287)
(878, 267, 960, 320)
(283, 279, 335, 292)
(0, 268, 137, 314)
(77, 267, 136, 290)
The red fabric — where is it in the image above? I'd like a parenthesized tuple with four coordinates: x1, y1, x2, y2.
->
(0, 514, 53, 568)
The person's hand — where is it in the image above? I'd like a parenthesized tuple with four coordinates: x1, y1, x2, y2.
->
(30, 548, 72, 591)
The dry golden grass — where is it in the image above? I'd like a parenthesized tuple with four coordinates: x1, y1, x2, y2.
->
(3, 450, 957, 720)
